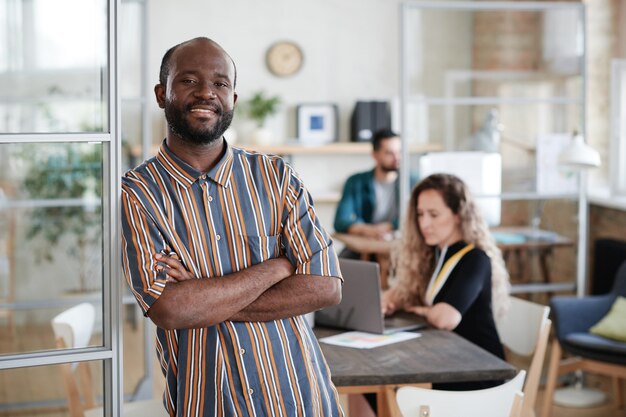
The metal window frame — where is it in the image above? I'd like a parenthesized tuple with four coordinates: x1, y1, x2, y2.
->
(0, 0, 123, 415)
(399, 1, 587, 295)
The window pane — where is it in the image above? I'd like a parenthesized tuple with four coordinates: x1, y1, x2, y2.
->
(0, 142, 104, 355)
(121, 100, 144, 171)
(0, 360, 104, 416)
(120, 1, 143, 99)
(404, 7, 583, 99)
(0, 0, 108, 133)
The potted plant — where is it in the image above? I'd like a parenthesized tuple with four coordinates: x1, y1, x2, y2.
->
(245, 91, 281, 145)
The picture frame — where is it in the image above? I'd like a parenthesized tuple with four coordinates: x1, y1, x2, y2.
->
(296, 103, 338, 145)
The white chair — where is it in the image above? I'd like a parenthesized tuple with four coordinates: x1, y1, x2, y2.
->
(496, 297, 551, 417)
(52, 302, 167, 417)
(396, 370, 526, 417)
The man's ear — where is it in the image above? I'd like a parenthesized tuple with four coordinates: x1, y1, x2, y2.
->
(154, 84, 165, 109)
(233, 92, 238, 105)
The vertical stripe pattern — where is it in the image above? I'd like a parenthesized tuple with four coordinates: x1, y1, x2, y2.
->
(121, 141, 343, 417)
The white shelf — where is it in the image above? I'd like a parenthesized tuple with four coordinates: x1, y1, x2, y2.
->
(240, 142, 440, 155)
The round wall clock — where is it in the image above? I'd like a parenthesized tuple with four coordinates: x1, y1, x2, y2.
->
(266, 41, 304, 77)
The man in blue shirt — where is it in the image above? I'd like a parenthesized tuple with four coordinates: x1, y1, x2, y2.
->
(334, 129, 415, 258)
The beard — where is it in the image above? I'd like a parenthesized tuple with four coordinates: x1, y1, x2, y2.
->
(165, 100, 234, 146)
(380, 164, 399, 173)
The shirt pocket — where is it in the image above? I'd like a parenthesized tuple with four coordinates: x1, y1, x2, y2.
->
(235, 234, 280, 266)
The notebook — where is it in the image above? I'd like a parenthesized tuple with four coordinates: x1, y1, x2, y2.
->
(315, 258, 427, 334)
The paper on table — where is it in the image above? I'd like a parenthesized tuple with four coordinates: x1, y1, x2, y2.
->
(318, 331, 421, 349)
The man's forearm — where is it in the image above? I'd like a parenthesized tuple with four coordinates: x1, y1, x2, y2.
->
(230, 274, 342, 322)
(148, 258, 292, 329)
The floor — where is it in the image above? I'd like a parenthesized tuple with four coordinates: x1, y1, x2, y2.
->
(1, 322, 624, 417)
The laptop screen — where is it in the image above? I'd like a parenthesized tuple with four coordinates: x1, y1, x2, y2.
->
(315, 258, 427, 334)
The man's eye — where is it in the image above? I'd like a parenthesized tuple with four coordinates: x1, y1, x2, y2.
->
(182, 79, 196, 84)
(215, 82, 228, 88)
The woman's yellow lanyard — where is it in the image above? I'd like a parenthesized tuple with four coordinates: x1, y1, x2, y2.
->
(425, 243, 475, 306)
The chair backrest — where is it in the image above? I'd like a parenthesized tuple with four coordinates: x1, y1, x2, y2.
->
(396, 370, 526, 417)
(495, 297, 551, 417)
(52, 303, 96, 350)
(51, 303, 97, 417)
(496, 297, 549, 356)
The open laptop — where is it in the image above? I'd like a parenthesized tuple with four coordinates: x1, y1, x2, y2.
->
(315, 258, 427, 334)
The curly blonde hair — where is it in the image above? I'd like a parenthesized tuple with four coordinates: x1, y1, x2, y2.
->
(390, 173, 510, 318)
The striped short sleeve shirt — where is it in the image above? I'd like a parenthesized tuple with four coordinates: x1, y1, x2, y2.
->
(121, 141, 344, 417)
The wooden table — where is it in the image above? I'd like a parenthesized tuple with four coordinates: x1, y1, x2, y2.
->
(333, 226, 575, 292)
(315, 327, 517, 416)
(492, 227, 574, 291)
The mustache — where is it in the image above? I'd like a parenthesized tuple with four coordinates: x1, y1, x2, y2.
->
(187, 101, 222, 114)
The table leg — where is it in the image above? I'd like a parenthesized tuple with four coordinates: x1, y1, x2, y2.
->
(539, 248, 554, 298)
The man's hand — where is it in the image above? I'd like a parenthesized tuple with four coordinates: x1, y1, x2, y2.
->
(155, 252, 195, 282)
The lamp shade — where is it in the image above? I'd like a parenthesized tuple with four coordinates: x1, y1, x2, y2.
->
(558, 134, 601, 169)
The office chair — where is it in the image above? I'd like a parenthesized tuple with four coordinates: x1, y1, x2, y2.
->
(541, 261, 626, 417)
(396, 370, 526, 417)
(52, 302, 167, 417)
(496, 297, 551, 417)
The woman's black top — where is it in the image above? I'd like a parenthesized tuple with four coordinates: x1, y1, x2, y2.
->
(431, 240, 505, 390)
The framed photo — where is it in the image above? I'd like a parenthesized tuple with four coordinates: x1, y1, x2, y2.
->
(296, 103, 338, 144)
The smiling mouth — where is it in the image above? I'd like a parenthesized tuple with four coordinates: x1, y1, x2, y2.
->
(189, 108, 218, 115)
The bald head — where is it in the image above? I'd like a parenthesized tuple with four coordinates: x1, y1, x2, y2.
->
(158, 37, 237, 88)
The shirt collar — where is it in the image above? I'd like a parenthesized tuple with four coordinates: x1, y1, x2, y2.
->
(156, 139, 234, 189)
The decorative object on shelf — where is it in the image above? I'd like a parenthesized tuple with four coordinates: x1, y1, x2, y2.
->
(350, 100, 391, 142)
(296, 103, 339, 145)
(245, 91, 281, 145)
(266, 41, 304, 77)
(464, 108, 502, 152)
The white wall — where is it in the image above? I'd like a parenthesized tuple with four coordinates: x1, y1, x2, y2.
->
(148, 0, 403, 143)
(145, 0, 473, 233)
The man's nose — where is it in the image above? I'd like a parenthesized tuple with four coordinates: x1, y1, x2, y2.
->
(195, 82, 217, 99)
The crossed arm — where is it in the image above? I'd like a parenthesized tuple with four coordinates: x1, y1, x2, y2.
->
(148, 254, 342, 330)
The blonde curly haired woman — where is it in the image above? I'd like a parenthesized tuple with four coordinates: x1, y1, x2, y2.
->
(382, 173, 510, 390)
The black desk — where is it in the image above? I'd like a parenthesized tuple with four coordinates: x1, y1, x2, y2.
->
(315, 327, 517, 416)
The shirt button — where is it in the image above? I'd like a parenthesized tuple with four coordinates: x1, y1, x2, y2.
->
(239, 348, 245, 355)
(248, 388, 254, 395)
(208, 195, 213, 202)
(216, 235, 221, 241)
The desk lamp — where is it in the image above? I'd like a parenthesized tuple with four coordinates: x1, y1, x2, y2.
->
(554, 132, 603, 407)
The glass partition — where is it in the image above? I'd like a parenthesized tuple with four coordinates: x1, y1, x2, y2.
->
(0, 0, 108, 133)
(401, 4, 584, 174)
(0, 143, 104, 355)
(0, 361, 104, 416)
